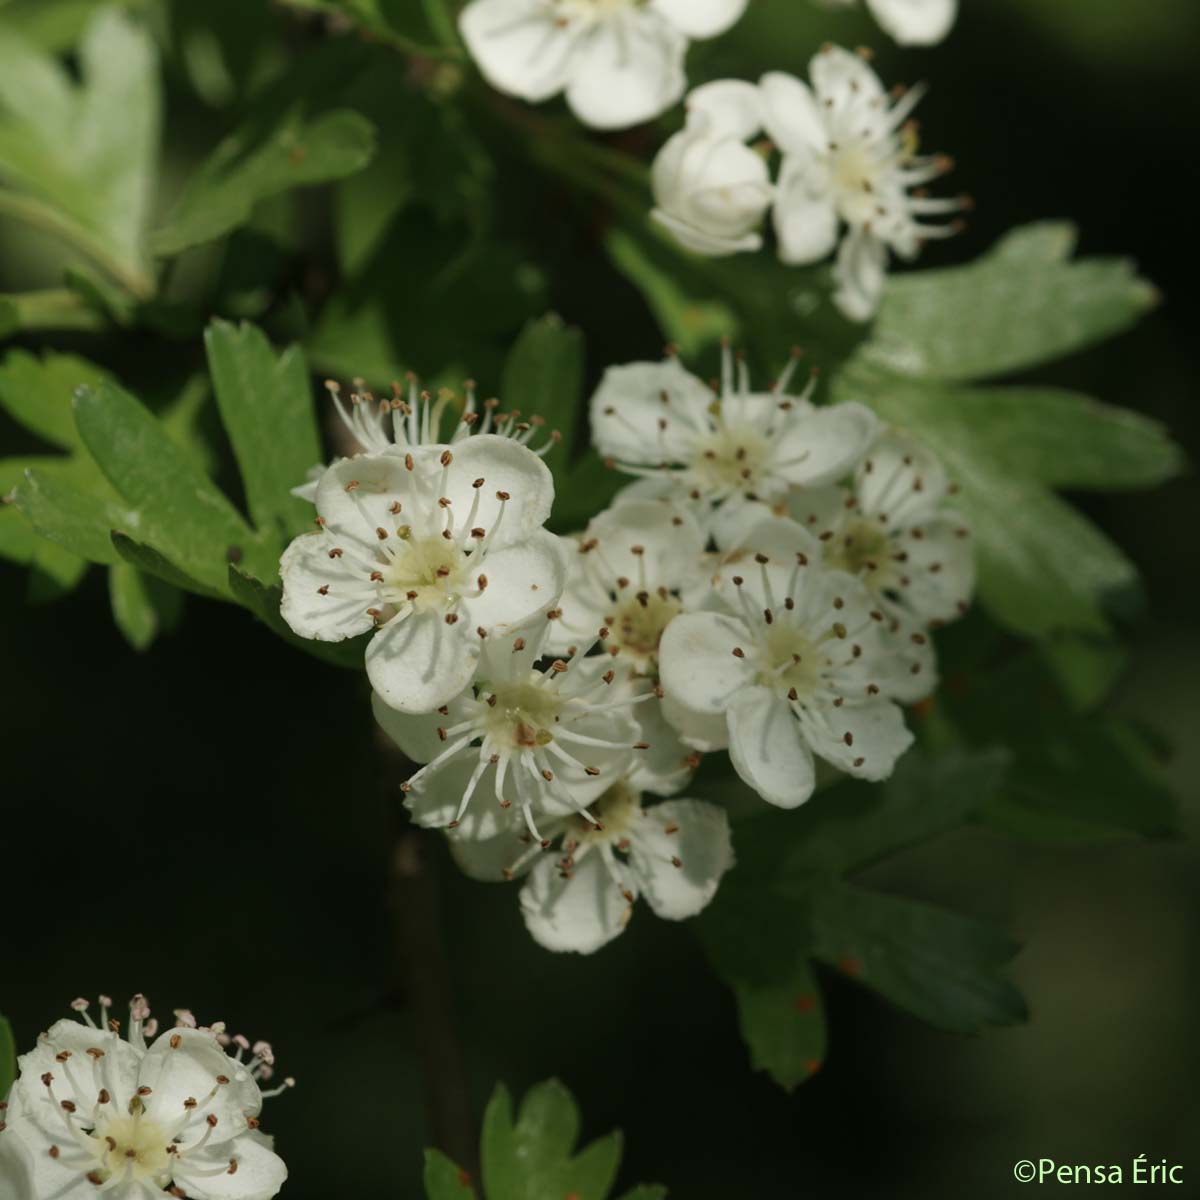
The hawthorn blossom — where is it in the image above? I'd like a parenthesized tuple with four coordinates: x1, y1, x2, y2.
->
(0, 994, 289, 1200)
(373, 631, 656, 843)
(291, 377, 560, 502)
(760, 45, 966, 319)
(659, 530, 915, 807)
(548, 499, 708, 671)
(453, 777, 732, 954)
(459, 0, 749, 130)
(820, 0, 958, 46)
(279, 437, 565, 713)
(590, 346, 878, 546)
(651, 81, 774, 256)
(786, 426, 974, 632)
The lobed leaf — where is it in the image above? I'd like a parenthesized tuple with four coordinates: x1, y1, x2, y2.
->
(860, 222, 1158, 383)
(204, 320, 322, 543)
(423, 1149, 477, 1199)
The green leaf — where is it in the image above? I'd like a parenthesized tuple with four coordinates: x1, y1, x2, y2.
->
(111, 532, 221, 599)
(107, 561, 182, 651)
(727, 958, 828, 1092)
(227, 565, 365, 669)
(0, 288, 108, 334)
(861, 222, 1158, 383)
(0, 349, 110, 450)
(150, 108, 376, 257)
(0, 8, 159, 296)
(423, 1148, 477, 1199)
(500, 314, 585, 482)
(833, 364, 1146, 637)
(204, 321, 321, 542)
(28, 535, 88, 602)
(0, 1014, 14, 1097)
(278, 0, 463, 58)
(482, 1080, 622, 1200)
(73, 379, 269, 591)
(807, 883, 1028, 1034)
(908, 384, 1184, 492)
(11, 468, 131, 564)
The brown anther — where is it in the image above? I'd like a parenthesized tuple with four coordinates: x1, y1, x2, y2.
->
(344, 480, 360, 492)
(445, 613, 459, 625)
(732, 647, 746, 658)
(633, 741, 650, 750)
(843, 732, 854, 746)
(584, 766, 600, 777)
(671, 856, 683, 869)
(440, 450, 453, 467)
(470, 527, 486, 539)
(97, 1089, 111, 1105)
(317, 585, 330, 596)
(327, 548, 344, 559)
(370, 571, 384, 583)
(496, 490, 511, 501)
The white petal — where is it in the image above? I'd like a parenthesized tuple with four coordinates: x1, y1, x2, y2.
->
(17, 1021, 140, 1134)
(520, 850, 633, 953)
(652, 207, 763, 257)
(628, 798, 733, 919)
(773, 156, 839, 265)
(685, 78, 763, 139)
(314, 454, 412, 556)
(1, 1101, 94, 1200)
(459, 0, 576, 102)
(896, 513, 975, 623)
(658, 611, 756, 714)
(588, 499, 706, 591)
(404, 756, 515, 839)
(712, 514, 824, 607)
(564, 15, 686, 129)
(544, 537, 611, 656)
(855, 428, 948, 519)
(866, 0, 957, 45)
(139, 1028, 261, 1137)
(590, 359, 712, 466)
(461, 527, 567, 635)
(450, 824, 555, 882)
(627, 691, 699, 796)
(800, 696, 913, 780)
(441, 435, 555, 550)
(832, 227, 888, 322)
(366, 609, 479, 714)
(173, 1130, 287, 1200)
(278, 532, 375, 643)
(770, 401, 880, 488)
(759, 71, 828, 158)
(809, 43, 887, 110)
(727, 685, 816, 807)
(372, 688, 477, 764)
(660, 691, 731, 752)
(652, 0, 747, 39)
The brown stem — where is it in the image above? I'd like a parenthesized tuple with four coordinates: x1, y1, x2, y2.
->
(388, 816, 479, 1176)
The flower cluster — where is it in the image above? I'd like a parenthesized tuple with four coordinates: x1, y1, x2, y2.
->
(280, 348, 972, 953)
(0, 994, 290, 1200)
(652, 45, 968, 320)
(458, 0, 749, 130)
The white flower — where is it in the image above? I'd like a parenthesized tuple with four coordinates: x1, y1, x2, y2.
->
(589, 346, 878, 546)
(786, 427, 974, 632)
(290, 378, 560, 502)
(819, 0, 958, 46)
(759, 45, 966, 320)
(0, 994, 290, 1200)
(659, 530, 915, 808)
(279, 436, 565, 713)
(454, 780, 733, 954)
(373, 630, 656, 843)
(548, 498, 708, 672)
(459, 0, 749, 130)
(651, 81, 774, 256)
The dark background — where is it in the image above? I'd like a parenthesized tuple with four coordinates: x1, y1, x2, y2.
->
(2, 0, 1198, 1195)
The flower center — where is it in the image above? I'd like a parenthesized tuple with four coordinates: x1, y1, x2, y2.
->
(759, 624, 825, 699)
(485, 681, 562, 749)
(821, 517, 893, 584)
(581, 780, 640, 843)
(95, 1114, 171, 1184)
(610, 591, 681, 663)
(691, 424, 771, 496)
(382, 533, 468, 609)
(830, 141, 886, 225)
